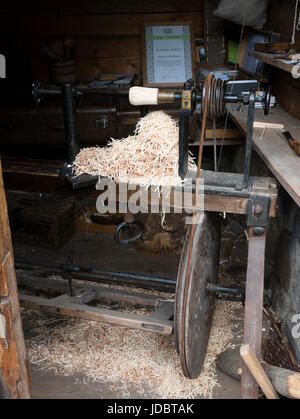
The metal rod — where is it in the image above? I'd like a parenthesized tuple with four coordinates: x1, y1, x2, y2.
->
(70, 272, 175, 291)
(243, 90, 255, 189)
(15, 258, 177, 288)
(61, 83, 80, 163)
(207, 283, 243, 296)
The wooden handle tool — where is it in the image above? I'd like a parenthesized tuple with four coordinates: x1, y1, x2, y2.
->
(240, 344, 279, 399)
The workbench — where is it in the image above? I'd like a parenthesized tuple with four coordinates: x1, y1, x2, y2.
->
(227, 104, 300, 207)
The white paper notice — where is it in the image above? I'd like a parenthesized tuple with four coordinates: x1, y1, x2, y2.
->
(146, 26, 192, 84)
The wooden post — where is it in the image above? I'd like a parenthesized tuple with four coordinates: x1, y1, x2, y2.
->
(0, 158, 31, 398)
(241, 228, 266, 399)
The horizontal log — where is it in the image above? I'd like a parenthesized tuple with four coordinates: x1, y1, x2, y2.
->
(264, 363, 300, 399)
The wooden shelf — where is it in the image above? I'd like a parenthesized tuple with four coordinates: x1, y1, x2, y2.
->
(227, 103, 300, 207)
(249, 51, 295, 74)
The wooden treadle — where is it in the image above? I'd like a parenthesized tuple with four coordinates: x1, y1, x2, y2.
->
(17, 274, 174, 335)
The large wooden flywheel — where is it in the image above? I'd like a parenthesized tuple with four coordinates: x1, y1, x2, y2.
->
(174, 211, 221, 378)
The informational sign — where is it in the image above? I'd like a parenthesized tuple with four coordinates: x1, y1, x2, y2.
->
(143, 24, 194, 86)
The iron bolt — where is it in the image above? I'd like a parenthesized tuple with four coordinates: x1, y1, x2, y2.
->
(254, 204, 263, 215)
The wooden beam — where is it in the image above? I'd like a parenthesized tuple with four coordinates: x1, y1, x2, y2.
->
(249, 51, 294, 74)
(241, 229, 266, 399)
(3, 157, 277, 216)
(19, 294, 174, 335)
(204, 128, 243, 139)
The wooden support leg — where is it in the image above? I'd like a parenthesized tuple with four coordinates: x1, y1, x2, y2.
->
(241, 228, 266, 399)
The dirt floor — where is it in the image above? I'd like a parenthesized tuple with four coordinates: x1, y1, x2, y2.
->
(13, 222, 269, 399)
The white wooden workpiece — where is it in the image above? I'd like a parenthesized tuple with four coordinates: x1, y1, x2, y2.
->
(227, 104, 300, 207)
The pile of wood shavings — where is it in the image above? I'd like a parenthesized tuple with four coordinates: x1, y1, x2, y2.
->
(24, 299, 241, 399)
(73, 111, 196, 187)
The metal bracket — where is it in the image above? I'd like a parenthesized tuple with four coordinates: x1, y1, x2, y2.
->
(32, 81, 43, 104)
(247, 181, 271, 232)
(96, 115, 109, 129)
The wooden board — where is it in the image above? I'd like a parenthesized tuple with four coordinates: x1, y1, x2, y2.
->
(241, 230, 267, 399)
(17, 270, 174, 334)
(254, 42, 290, 53)
(115, 170, 277, 217)
(203, 128, 243, 139)
(248, 51, 295, 74)
(0, 159, 31, 399)
(2, 155, 277, 216)
(19, 294, 174, 335)
(227, 103, 300, 207)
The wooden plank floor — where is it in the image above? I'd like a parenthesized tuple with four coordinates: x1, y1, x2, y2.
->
(227, 104, 300, 207)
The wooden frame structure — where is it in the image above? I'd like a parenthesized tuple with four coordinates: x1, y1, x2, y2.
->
(18, 274, 174, 335)
(16, 167, 278, 399)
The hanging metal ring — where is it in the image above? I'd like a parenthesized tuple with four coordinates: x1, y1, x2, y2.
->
(114, 221, 144, 245)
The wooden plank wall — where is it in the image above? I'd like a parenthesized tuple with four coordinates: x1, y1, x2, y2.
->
(266, 0, 300, 120)
(0, 159, 31, 398)
(0, 0, 204, 83)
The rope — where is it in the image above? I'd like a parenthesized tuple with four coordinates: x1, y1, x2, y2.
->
(218, 17, 246, 170)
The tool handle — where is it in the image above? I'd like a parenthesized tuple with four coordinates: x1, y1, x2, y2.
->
(282, 131, 300, 156)
(240, 344, 279, 399)
(129, 87, 159, 106)
(129, 87, 177, 106)
(290, 140, 300, 156)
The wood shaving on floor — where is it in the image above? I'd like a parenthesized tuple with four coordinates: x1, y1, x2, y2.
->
(23, 298, 241, 399)
(73, 111, 196, 187)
